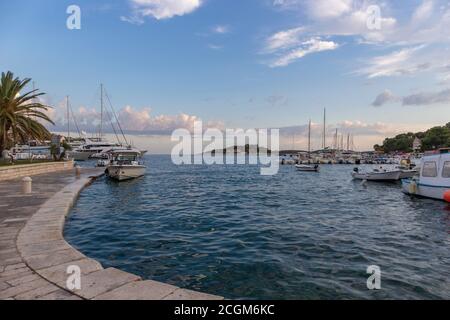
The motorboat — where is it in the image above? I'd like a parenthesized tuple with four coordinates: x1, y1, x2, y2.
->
(296, 164, 320, 172)
(105, 150, 146, 181)
(402, 149, 450, 202)
(91, 146, 147, 160)
(396, 165, 419, 179)
(352, 167, 402, 181)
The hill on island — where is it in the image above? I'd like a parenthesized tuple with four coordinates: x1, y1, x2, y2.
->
(374, 122, 450, 153)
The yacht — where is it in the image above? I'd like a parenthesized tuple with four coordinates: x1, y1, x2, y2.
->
(352, 167, 402, 181)
(402, 149, 450, 201)
(68, 138, 120, 161)
(105, 150, 146, 181)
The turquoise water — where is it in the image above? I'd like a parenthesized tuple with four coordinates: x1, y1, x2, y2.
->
(65, 155, 450, 299)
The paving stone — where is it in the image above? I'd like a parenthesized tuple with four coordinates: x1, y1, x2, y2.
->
(14, 283, 60, 300)
(4, 263, 27, 271)
(0, 267, 30, 279)
(6, 273, 41, 286)
(38, 258, 103, 288)
(0, 281, 11, 291)
(75, 268, 141, 299)
(37, 289, 83, 300)
(0, 278, 48, 299)
(163, 289, 224, 300)
(26, 249, 85, 270)
(19, 240, 72, 257)
(1, 257, 23, 266)
(94, 280, 179, 300)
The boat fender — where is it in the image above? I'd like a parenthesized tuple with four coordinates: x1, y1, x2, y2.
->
(444, 190, 450, 203)
(409, 180, 417, 194)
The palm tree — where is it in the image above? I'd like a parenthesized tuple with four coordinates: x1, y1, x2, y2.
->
(0, 71, 54, 154)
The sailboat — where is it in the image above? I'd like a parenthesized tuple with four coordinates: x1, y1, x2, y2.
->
(67, 84, 147, 161)
(296, 119, 320, 172)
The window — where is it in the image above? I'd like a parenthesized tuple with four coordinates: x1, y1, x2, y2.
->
(422, 161, 437, 177)
(442, 161, 450, 178)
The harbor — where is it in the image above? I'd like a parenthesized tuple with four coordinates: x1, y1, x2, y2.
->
(2, 0, 450, 305)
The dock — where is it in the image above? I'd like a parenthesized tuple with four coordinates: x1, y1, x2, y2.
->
(0, 168, 223, 300)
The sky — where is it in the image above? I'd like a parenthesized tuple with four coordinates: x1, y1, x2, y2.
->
(1, 0, 450, 153)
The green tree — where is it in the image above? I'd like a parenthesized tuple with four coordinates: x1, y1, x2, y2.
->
(382, 133, 415, 153)
(421, 126, 450, 150)
(0, 71, 54, 153)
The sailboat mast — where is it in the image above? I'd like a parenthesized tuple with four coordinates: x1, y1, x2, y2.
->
(100, 83, 104, 138)
(66, 96, 70, 142)
(323, 108, 326, 150)
(308, 119, 311, 155)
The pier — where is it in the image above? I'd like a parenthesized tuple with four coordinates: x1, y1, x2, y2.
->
(0, 168, 223, 300)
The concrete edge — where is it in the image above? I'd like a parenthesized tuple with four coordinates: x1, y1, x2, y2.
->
(16, 170, 224, 300)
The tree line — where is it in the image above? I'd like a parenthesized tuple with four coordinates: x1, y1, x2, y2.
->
(374, 123, 450, 153)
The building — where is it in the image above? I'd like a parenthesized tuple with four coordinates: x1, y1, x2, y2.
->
(413, 137, 422, 151)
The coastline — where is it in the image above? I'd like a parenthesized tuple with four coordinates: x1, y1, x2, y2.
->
(0, 168, 223, 300)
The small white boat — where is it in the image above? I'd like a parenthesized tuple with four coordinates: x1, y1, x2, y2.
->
(296, 164, 320, 172)
(106, 150, 146, 181)
(352, 167, 402, 181)
(402, 149, 450, 202)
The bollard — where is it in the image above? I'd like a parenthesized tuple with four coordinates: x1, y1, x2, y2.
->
(22, 177, 32, 194)
(75, 165, 81, 178)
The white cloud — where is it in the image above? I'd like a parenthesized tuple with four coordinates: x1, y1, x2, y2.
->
(208, 44, 223, 50)
(269, 38, 339, 67)
(123, 0, 202, 22)
(305, 0, 353, 20)
(265, 27, 306, 52)
(47, 101, 223, 135)
(212, 25, 230, 34)
(356, 45, 430, 78)
(412, 0, 434, 25)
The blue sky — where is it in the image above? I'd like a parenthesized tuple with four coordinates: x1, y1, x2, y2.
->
(1, 0, 450, 152)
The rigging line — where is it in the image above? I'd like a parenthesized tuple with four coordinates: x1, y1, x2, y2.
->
(104, 88, 129, 146)
(104, 108, 122, 145)
(68, 99, 82, 138)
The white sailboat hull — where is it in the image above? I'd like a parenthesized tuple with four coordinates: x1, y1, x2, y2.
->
(352, 170, 402, 181)
(106, 165, 146, 181)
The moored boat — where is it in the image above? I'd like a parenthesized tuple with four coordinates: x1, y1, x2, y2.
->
(105, 150, 146, 181)
(402, 149, 450, 201)
(352, 167, 402, 181)
(295, 164, 320, 172)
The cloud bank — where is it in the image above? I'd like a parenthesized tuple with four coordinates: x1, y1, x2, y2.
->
(122, 0, 202, 23)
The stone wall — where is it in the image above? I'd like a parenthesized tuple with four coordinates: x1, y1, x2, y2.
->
(0, 161, 74, 181)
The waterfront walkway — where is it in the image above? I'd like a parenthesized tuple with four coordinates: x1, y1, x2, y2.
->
(0, 169, 223, 300)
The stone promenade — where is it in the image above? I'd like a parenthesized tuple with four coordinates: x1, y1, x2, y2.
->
(0, 168, 223, 300)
